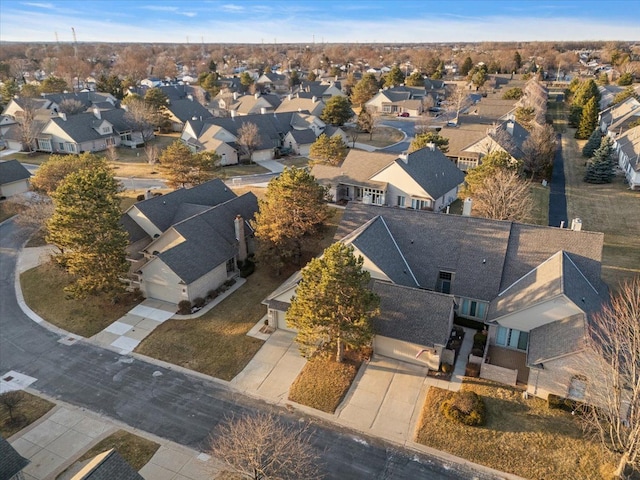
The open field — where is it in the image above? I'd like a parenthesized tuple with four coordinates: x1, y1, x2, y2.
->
(415, 379, 617, 480)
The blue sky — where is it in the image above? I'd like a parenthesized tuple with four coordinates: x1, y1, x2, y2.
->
(1, 0, 638, 43)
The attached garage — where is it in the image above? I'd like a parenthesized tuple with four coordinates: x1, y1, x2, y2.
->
(0, 160, 31, 197)
(374, 335, 441, 369)
(140, 258, 185, 304)
(143, 280, 184, 304)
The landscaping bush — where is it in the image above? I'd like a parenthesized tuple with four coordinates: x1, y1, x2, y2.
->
(454, 315, 487, 331)
(471, 347, 484, 357)
(441, 362, 453, 374)
(193, 297, 205, 308)
(440, 390, 486, 426)
(547, 394, 585, 414)
(239, 259, 255, 278)
(224, 278, 236, 288)
(177, 300, 192, 315)
(207, 289, 218, 300)
(473, 332, 488, 346)
(465, 362, 481, 378)
(136, 194, 145, 201)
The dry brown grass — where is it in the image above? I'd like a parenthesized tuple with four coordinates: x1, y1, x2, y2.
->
(525, 182, 550, 226)
(288, 356, 360, 413)
(562, 132, 640, 290)
(20, 262, 142, 337)
(343, 126, 404, 148)
(0, 200, 23, 223)
(0, 391, 55, 438)
(415, 379, 617, 480)
(278, 157, 310, 168)
(74, 430, 159, 471)
(135, 210, 343, 380)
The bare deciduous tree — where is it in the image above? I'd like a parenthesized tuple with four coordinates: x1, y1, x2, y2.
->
(522, 124, 557, 179)
(123, 98, 155, 143)
(472, 169, 532, 221)
(210, 413, 322, 480)
(144, 143, 159, 165)
(0, 390, 25, 424)
(583, 277, 640, 479)
(104, 144, 119, 162)
(58, 98, 86, 115)
(237, 122, 260, 164)
(18, 97, 39, 153)
(444, 84, 470, 124)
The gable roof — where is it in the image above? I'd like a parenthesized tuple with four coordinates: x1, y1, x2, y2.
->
(0, 159, 31, 184)
(47, 112, 115, 143)
(528, 314, 587, 366)
(311, 149, 397, 189)
(42, 91, 117, 110)
(287, 129, 316, 144)
(487, 120, 529, 159)
(489, 251, 604, 320)
(128, 179, 236, 233)
(371, 281, 454, 347)
(155, 192, 258, 283)
(616, 125, 640, 172)
(336, 204, 605, 303)
(70, 448, 143, 480)
(392, 147, 465, 200)
(165, 98, 212, 123)
(343, 216, 419, 287)
(0, 436, 29, 480)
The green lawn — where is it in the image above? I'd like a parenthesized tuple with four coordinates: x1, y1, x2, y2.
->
(415, 379, 617, 480)
(526, 182, 550, 226)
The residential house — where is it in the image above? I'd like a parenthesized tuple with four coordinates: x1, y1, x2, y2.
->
(436, 123, 487, 171)
(256, 72, 289, 93)
(0, 159, 31, 197)
(181, 111, 331, 162)
(311, 146, 465, 211)
(120, 179, 258, 304)
(34, 108, 145, 154)
(0, 436, 29, 480)
(598, 96, 640, 134)
(2, 92, 117, 122)
(164, 97, 213, 131)
(226, 92, 282, 116)
(295, 81, 346, 100)
(275, 94, 325, 117)
(264, 202, 607, 402)
(611, 125, 640, 189)
(365, 86, 435, 116)
(460, 118, 530, 169)
(70, 449, 143, 480)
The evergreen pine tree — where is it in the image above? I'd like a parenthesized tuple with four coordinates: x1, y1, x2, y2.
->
(576, 97, 598, 139)
(584, 137, 615, 183)
(582, 128, 603, 157)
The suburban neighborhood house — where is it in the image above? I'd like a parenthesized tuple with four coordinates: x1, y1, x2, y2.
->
(181, 110, 345, 162)
(610, 124, 640, 189)
(365, 85, 440, 117)
(0, 159, 31, 197)
(460, 118, 530, 168)
(120, 179, 257, 304)
(264, 203, 609, 403)
(311, 145, 465, 211)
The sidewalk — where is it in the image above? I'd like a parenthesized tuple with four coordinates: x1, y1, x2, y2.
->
(8, 398, 214, 480)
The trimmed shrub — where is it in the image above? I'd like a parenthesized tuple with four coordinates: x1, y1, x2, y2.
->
(473, 332, 488, 346)
(465, 362, 481, 377)
(239, 259, 255, 278)
(224, 278, 236, 288)
(177, 300, 191, 315)
(136, 194, 145, 201)
(193, 297, 205, 308)
(441, 362, 453, 374)
(440, 390, 486, 426)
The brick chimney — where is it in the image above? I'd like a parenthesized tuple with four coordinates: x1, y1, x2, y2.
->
(234, 215, 248, 262)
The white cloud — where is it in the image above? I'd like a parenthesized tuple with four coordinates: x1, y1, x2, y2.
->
(179, 12, 197, 17)
(220, 4, 244, 13)
(140, 5, 179, 12)
(21, 2, 55, 8)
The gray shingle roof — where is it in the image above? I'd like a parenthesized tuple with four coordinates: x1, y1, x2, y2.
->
(311, 149, 397, 189)
(71, 449, 143, 480)
(396, 147, 466, 200)
(288, 129, 317, 144)
(166, 98, 212, 123)
(372, 281, 454, 346)
(0, 436, 29, 480)
(336, 203, 605, 303)
(43, 91, 116, 110)
(156, 192, 258, 283)
(528, 314, 587, 366)
(0, 159, 31, 185)
(344, 216, 419, 287)
(130, 179, 236, 233)
(119, 213, 149, 243)
(48, 112, 116, 143)
(489, 251, 604, 320)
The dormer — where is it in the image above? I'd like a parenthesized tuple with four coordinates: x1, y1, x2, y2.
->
(94, 119, 113, 135)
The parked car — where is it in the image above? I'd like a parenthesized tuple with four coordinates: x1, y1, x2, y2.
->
(397, 112, 409, 117)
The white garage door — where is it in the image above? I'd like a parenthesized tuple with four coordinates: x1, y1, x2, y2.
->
(144, 282, 183, 304)
(374, 336, 436, 369)
(270, 309, 297, 333)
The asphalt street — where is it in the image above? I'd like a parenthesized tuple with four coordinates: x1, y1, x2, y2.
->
(0, 218, 501, 479)
(548, 134, 568, 227)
